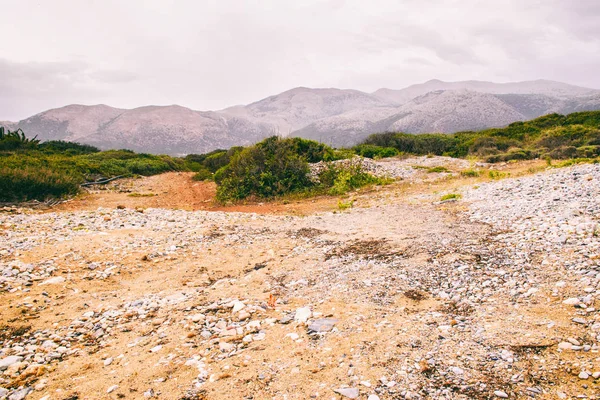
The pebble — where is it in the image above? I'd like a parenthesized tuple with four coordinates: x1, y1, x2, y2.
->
(7, 387, 32, 400)
(307, 318, 338, 333)
(294, 307, 312, 323)
(0, 356, 23, 371)
(39, 276, 65, 285)
(333, 387, 359, 399)
(494, 390, 508, 398)
(107, 385, 118, 393)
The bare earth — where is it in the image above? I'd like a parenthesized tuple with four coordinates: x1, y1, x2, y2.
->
(1, 158, 599, 400)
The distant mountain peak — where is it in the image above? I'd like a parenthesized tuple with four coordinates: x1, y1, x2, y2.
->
(9, 80, 600, 155)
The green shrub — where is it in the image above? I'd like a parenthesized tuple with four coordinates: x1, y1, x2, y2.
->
(318, 163, 390, 196)
(192, 168, 213, 181)
(0, 127, 40, 151)
(460, 169, 480, 177)
(330, 149, 356, 160)
(488, 170, 508, 180)
(360, 111, 600, 162)
(0, 166, 80, 202)
(440, 193, 461, 201)
(38, 140, 100, 155)
(216, 137, 313, 202)
(337, 199, 354, 210)
(0, 129, 189, 202)
(287, 137, 335, 162)
(426, 166, 450, 173)
(352, 144, 398, 159)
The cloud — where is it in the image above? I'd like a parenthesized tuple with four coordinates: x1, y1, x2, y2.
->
(0, 0, 599, 120)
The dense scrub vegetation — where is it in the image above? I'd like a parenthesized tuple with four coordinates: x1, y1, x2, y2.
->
(0, 128, 188, 202)
(214, 137, 387, 202)
(3, 110, 599, 203)
(358, 111, 600, 162)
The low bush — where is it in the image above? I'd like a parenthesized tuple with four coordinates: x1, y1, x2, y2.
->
(440, 193, 461, 201)
(192, 168, 213, 181)
(0, 166, 80, 202)
(216, 137, 313, 202)
(0, 129, 188, 202)
(460, 169, 480, 177)
(360, 111, 600, 162)
(319, 164, 385, 196)
(426, 166, 450, 173)
(352, 144, 398, 159)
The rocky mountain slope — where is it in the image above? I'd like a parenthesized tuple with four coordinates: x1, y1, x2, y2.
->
(3, 80, 600, 154)
(372, 78, 598, 105)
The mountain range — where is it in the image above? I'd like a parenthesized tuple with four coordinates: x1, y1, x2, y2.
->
(3, 79, 600, 154)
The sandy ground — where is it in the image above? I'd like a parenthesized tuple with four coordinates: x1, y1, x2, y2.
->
(1, 158, 595, 400)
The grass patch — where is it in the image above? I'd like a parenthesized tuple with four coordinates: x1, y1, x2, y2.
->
(440, 193, 461, 201)
(426, 166, 450, 173)
(127, 193, 156, 197)
(337, 199, 354, 210)
(488, 170, 509, 180)
(460, 169, 480, 177)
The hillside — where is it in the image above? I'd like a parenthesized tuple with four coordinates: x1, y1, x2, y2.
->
(372, 79, 599, 104)
(3, 80, 600, 154)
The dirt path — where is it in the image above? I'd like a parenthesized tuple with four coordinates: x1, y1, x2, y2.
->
(54, 172, 339, 215)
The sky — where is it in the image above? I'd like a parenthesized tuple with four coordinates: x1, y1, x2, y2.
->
(1, 0, 600, 121)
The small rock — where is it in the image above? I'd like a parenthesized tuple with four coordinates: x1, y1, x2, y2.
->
(558, 342, 573, 350)
(308, 318, 338, 333)
(237, 310, 251, 321)
(219, 342, 235, 352)
(333, 387, 359, 399)
(107, 385, 119, 393)
(231, 301, 245, 313)
(494, 390, 508, 398)
(0, 356, 23, 371)
(150, 345, 162, 353)
(104, 357, 114, 366)
(191, 314, 205, 323)
(579, 371, 589, 379)
(368, 396, 381, 400)
(0, 388, 8, 398)
(8, 387, 32, 400)
(294, 307, 312, 323)
(563, 298, 580, 305)
(39, 276, 65, 285)
(573, 317, 587, 325)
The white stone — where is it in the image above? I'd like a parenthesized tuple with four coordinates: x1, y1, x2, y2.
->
(107, 385, 119, 393)
(231, 301, 245, 313)
(333, 387, 359, 399)
(562, 298, 580, 305)
(40, 276, 65, 285)
(294, 307, 312, 323)
(0, 356, 23, 371)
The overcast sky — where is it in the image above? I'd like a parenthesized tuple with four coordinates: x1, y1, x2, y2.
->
(1, 0, 599, 120)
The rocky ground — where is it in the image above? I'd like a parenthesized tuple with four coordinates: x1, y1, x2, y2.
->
(1, 158, 600, 399)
